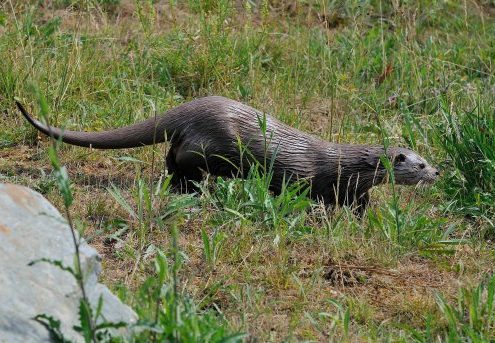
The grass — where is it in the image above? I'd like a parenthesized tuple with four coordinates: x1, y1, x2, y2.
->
(435, 99, 495, 225)
(411, 275, 495, 342)
(1, 0, 495, 341)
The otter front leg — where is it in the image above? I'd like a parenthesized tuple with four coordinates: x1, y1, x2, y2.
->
(354, 192, 370, 218)
(165, 144, 203, 193)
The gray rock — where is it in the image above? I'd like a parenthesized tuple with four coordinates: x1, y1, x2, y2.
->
(0, 183, 137, 342)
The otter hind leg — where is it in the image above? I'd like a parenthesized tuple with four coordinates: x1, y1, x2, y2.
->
(165, 147, 203, 193)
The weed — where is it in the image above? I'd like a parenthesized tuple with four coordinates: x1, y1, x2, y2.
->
(131, 233, 246, 342)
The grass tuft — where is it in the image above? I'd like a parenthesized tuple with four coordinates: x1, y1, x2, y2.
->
(435, 100, 495, 225)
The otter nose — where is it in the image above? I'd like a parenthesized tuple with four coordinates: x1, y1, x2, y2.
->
(435, 169, 440, 176)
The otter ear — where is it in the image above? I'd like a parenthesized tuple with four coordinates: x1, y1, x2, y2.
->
(394, 153, 406, 165)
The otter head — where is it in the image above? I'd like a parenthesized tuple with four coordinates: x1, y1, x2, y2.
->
(388, 148, 439, 185)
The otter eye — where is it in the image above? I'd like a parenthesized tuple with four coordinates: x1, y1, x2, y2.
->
(419, 163, 425, 169)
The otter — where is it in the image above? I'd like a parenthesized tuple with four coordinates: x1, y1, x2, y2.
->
(16, 96, 439, 213)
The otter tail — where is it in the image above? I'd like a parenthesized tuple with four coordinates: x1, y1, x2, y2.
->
(16, 101, 169, 149)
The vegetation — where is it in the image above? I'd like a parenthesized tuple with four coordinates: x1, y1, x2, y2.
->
(1, 0, 495, 341)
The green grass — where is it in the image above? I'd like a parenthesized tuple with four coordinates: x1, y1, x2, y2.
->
(411, 275, 495, 342)
(435, 100, 495, 225)
(1, 0, 495, 341)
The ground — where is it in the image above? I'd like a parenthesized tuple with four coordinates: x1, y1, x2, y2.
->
(1, 0, 495, 341)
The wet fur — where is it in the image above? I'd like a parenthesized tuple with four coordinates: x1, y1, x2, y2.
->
(16, 96, 438, 213)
